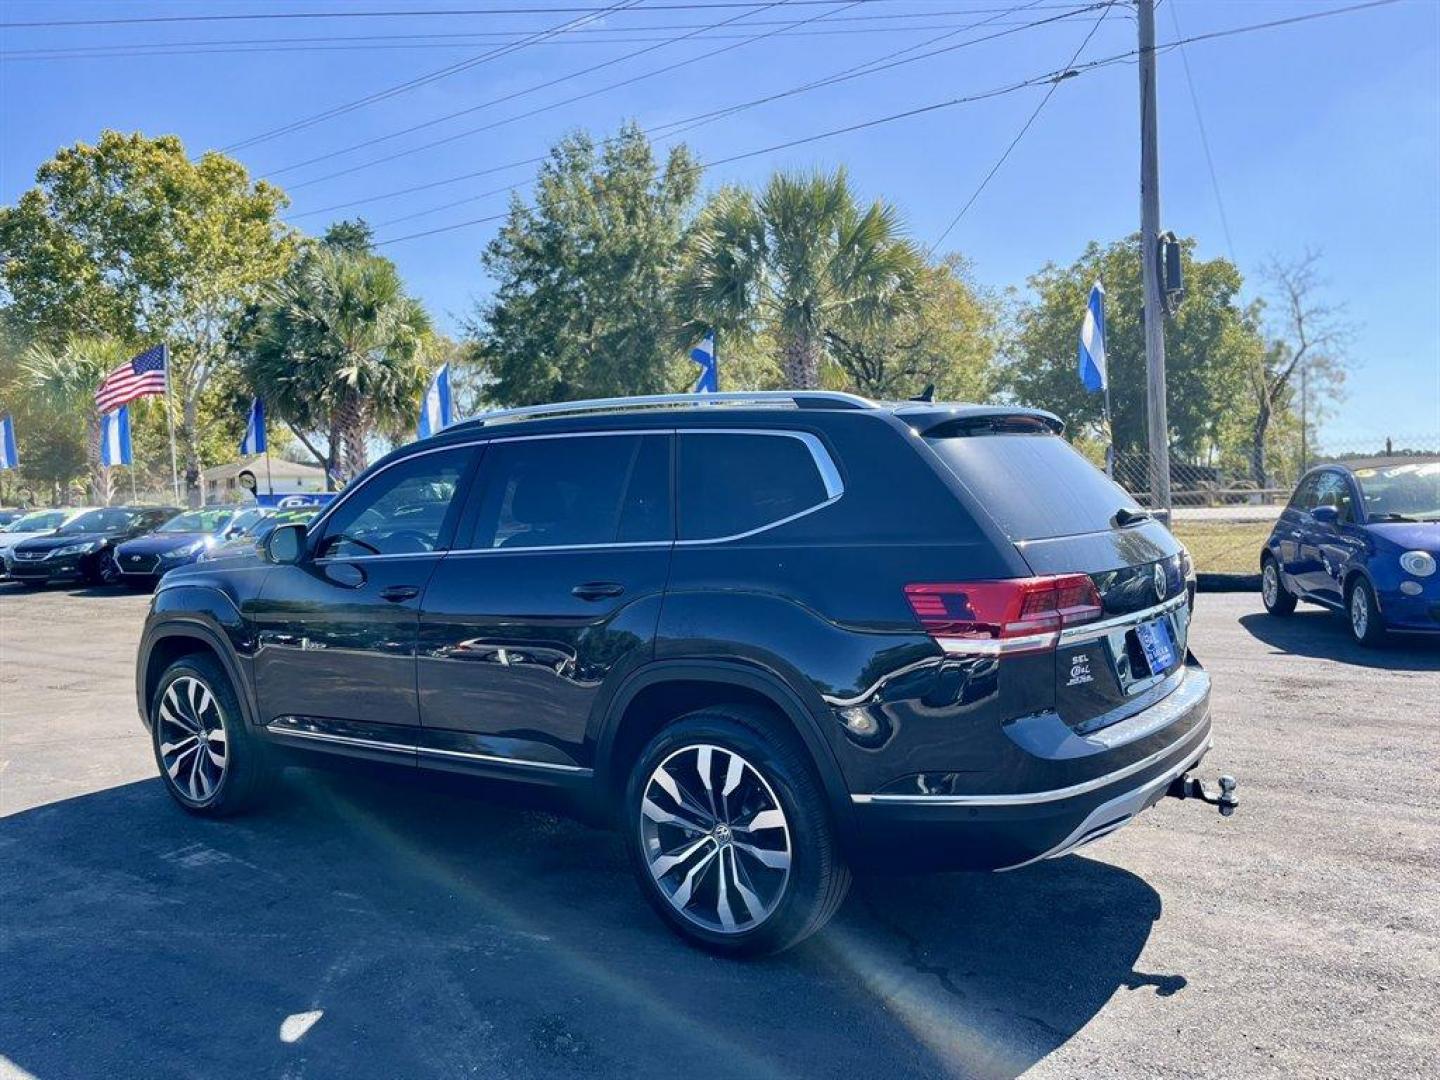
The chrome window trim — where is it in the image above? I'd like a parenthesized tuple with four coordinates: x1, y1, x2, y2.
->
(309, 425, 845, 556)
(675, 428, 844, 545)
(850, 716, 1210, 807)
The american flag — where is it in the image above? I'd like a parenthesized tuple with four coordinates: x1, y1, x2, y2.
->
(95, 344, 167, 413)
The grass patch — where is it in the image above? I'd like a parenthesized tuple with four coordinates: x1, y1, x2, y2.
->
(1171, 520, 1273, 575)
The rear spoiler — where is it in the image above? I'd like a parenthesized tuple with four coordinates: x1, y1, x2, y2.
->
(903, 408, 1065, 438)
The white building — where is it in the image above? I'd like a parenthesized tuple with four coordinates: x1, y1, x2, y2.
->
(201, 457, 328, 504)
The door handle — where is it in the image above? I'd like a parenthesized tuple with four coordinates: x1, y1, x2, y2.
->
(571, 581, 625, 601)
(379, 585, 422, 603)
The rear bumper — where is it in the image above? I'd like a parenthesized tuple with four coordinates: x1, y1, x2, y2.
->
(847, 671, 1214, 872)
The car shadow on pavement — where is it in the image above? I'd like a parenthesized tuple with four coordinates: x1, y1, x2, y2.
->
(1, 771, 1173, 1080)
(1240, 609, 1440, 671)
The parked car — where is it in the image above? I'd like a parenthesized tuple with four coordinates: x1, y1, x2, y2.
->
(112, 506, 248, 588)
(1261, 457, 1440, 644)
(0, 509, 27, 528)
(7, 506, 178, 587)
(136, 391, 1228, 955)
(197, 507, 319, 563)
(0, 507, 93, 578)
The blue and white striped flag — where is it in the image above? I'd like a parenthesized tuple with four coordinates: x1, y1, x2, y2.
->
(100, 405, 132, 467)
(1078, 281, 1107, 393)
(418, 363, 453, 439)
(240, 398, 267, 456)
(0, 414, 17, 470)
(690, 332, 717, 394)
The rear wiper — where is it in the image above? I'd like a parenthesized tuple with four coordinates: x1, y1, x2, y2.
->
(1113, 507, 1153, 528)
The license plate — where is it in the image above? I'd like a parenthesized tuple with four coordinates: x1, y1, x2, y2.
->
(1135, 617, 1177, 675)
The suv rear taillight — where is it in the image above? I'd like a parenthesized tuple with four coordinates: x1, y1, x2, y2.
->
(904, 576, 1103, 655)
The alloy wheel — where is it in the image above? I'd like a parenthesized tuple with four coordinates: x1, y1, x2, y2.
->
(1262, 564, 1279, 607)
(1350, 587, 1370, 639)
(639, 744, 792, 935)
(157, 675, 228, 803)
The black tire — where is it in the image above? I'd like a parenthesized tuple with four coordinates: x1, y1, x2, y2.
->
(150, 653, 272, 816)
(1261, 556, 1296, 616)
(88, 551, 121, 587)
(1346, 577, 1387, 647)
(622, 706, 851, 956)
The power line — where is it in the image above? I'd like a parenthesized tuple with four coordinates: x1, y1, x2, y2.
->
(0, 8, 1089, 59)
(0, 1, 1034, 30)
(281, 0, 1094, 195)
(371, 0, 1402, 247)
(1168, 0, 1236, 263)
(362, 0, 1066, 226)
(222, 0, 651, 153)
(264, 0, 823, 180)
(928, 1, 1111, 251)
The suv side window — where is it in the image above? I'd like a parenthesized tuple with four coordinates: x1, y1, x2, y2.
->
(468, 434, 671, 550)
(678, 432, 833, 541)
(316, 447, 472, 559)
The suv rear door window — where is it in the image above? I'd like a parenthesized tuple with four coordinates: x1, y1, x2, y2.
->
(469, 434, 671, 550)
(678, 432, 832, 541)
(924, 433, 1138, 541)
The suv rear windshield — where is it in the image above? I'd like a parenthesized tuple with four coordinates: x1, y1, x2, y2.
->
(925, 433, 1139, 541)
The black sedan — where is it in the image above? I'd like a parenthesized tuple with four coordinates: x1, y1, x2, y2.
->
(112, 506, 251, 588)
(5, 506, 178, 587)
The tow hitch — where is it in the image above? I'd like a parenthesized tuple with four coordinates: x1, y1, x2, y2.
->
(1166, 773, 1239, 817)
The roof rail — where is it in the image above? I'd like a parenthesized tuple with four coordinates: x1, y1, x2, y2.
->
(450, 390, 877, 430)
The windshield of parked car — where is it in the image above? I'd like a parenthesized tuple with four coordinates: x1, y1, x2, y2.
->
(1353, 462, 1440, 521)
(55, 508, 138, 534)
(223, 508, 268, 536)
(4, 509, 70, 533)
(156, 508, 233, 534)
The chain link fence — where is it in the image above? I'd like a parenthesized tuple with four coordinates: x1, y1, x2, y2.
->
(1107, 435, 1440, 508)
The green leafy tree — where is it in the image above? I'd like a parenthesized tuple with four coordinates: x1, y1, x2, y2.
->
(822, 255, 1001, 401)
(0, 130, 296, 500)
(20, 337, 129, 503)
(474, 124, 702, 406)
(242, 247, 432, 483)
(1002, 235, 1260, 458)
(676, 169, 922, 389)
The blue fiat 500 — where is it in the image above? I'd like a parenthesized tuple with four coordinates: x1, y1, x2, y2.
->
(1261, 458, 1440, 645)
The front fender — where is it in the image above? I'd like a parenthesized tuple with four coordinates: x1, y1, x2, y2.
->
(137, 585, 259, 730)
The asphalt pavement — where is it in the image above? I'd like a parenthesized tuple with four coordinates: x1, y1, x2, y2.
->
(1, 585, 1436, 1079)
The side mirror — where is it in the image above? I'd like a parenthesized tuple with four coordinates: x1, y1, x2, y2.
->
(1311, 505, 1340, 528)
(264, 522, 308, 565)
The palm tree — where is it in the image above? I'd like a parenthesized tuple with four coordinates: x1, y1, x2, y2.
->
(677, 169, 922, 389)
(22, 337, 128, 504)
(244, 247, 431, 483)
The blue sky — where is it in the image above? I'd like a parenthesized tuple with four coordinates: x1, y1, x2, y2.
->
(2, 0, 1436, 446)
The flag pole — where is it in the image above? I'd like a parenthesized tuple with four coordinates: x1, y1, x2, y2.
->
(1103, 381, 1114, 479)
(162, 344, 180, 504)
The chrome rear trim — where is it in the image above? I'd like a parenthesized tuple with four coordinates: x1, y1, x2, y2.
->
(996, 734, 1213, 870)
(850, 718, 1210, 807)
(1059, 594, 1188, 646)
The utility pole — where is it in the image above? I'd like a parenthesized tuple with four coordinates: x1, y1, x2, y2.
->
(1299, 361, 1309, 472)
(1138, 0, 1172, 518)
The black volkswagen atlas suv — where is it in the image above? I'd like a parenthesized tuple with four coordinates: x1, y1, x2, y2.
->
(136, 391, 1234, 955)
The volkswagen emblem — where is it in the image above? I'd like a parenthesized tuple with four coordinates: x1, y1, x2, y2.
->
(1153, 563, 1167, 601)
